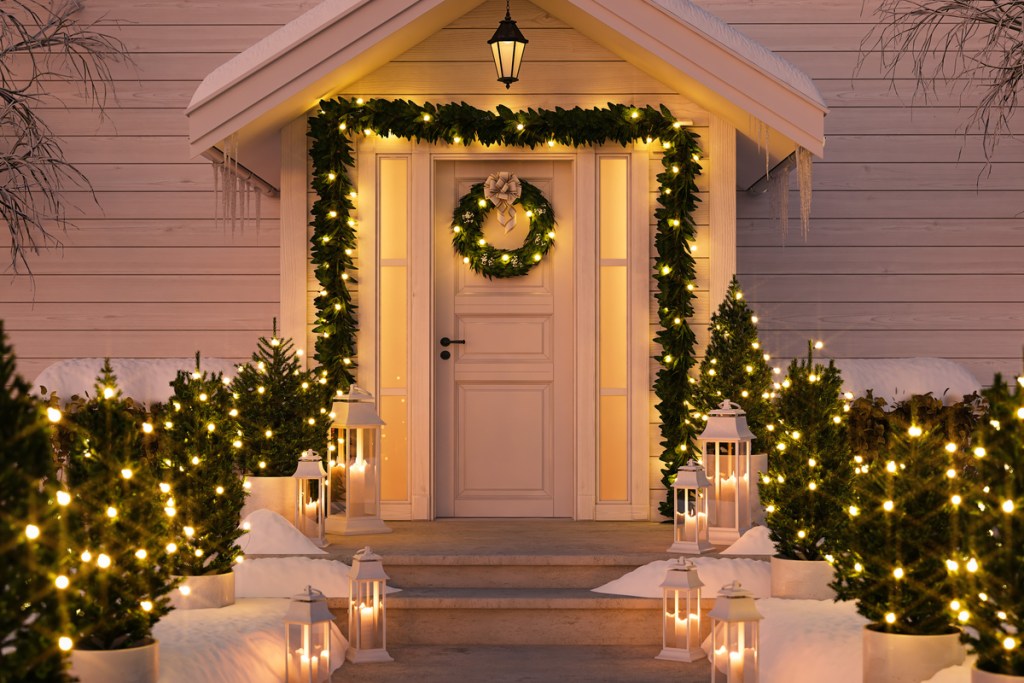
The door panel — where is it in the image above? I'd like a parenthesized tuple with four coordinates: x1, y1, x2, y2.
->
(434, 158, 573, 517)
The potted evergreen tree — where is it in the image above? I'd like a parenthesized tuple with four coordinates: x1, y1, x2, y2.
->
(54, 361, 177, 683)
(234, 322, 331, 520)
(0, 324, 71, 682)
(156, 354, 246, 609)
(759, 342, 852, 599)
(834, 393, 976, 683)
(684, 276, 777, 522)
(963, 375, 1024, 683)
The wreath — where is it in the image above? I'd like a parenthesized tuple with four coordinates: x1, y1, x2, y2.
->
(449, 173, 556, 279)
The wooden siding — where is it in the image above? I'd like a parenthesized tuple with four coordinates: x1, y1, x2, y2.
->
(0, 4, 323, 380)
(691, 0, 1024, 384)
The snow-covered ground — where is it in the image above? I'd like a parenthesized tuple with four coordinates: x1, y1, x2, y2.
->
(238, 509, 328, 556)
(595, 526, 975, 683)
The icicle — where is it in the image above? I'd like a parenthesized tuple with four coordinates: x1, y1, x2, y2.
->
(796, 147, 813, 240)
(768, 162, 791, 241)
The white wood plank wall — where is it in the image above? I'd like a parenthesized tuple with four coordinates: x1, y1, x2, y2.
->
(694, 0, 1024, 385)
(0, 1, 323, 381)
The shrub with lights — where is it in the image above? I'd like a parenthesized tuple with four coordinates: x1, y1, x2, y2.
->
(833, 393, 978, 635)
(666, 277, 778, 517)
(0, 323, 71, 681)
(53, 361, 177, 650)
(233, 324, 331, 476)
(962, 375, 1024, 675)
(156, 354, 246, 575)
(759, 342, 852, 561)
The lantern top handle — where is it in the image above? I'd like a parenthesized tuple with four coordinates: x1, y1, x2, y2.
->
(714, 399, 744, 413)
(341, 384, 374, 402)
(717, 580, 751, 599)
(292, 585, 327, 602)
(299, 449, 320, 461)
(354, 546, 382, 562)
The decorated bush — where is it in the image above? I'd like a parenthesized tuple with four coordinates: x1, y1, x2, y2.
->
(233, 323, 331, 476)
(759, 342, 852, 561)
(962, 375, 1024, 675)
(0, 324, 71, 681)
(156, 354, 246, 575)
(53, 361, 177, 650)
(833, 393, 977, 635)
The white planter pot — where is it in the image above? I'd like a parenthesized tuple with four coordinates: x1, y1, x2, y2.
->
(169, 572, 235, 610)
(770, 556, 836, 600)
(863, 626, 965, 683)
(973, 665, 1024, 683)
(70, 639, 159, 683)
(241, 475, 296, 521)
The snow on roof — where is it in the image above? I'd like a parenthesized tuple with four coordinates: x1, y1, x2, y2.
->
(188, 0, 362, 112)
(651, 0, 826, 109)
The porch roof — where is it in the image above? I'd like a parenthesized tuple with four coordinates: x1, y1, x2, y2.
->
(186, 0, 827, 158)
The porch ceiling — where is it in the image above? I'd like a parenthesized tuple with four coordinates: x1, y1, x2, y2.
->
(186, 0, 827, 161)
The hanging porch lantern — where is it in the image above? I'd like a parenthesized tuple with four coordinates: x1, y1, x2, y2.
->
(700, 400, 755, 545)
(347, 547, 392, 663)
(656, 558, 705, 662)
(284, 585, 333, 682)
(488, 0, 528, 89)
(709, 581, 763, 683)
(669, 459, 713, 554)
(293, 450, 327, 546)
(325, 386, 390, 536)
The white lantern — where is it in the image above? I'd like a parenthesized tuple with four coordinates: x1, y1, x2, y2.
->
(656, 558, 705, 662)
(284, 585, 333, 683)
(669, 460, 713, 554)
(347, 547, 392, 663)
(325, 386, 390, 535)
(709, 581, 763, 683)
(293, 450, 327, 546)
(700, 400, 755, 545)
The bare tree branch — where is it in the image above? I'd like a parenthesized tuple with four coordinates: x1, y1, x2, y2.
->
(0, 0, 131, 274)
(862, 0, 1024, 165)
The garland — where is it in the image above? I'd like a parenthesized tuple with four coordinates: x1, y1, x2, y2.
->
(451, 179, 555, 279)
(308, 98, 702, 504)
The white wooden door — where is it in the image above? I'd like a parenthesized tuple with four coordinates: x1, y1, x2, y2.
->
(434, 159, 574, 517)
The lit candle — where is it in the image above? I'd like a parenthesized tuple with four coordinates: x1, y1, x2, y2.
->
(729, 650, 744, 681)
(718, 475, 737, 528)
(350, 459, 366, 517)
(359, 602, 376, 649)
(743, 647, 756, 683)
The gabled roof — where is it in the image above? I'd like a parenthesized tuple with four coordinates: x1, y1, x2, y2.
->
(187, 0, 827, 157)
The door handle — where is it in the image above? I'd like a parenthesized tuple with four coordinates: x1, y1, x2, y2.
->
(440, 337, 465, 347)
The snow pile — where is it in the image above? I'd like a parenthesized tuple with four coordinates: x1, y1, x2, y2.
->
(235, 557, 350, 598)
(237, 509, 327, 556)
(721, 525, 776, 556)
(155, 598, 345, 683)
(923, 658, 974, 683)
(754, 598, 867, 683)
(594, 556, 770, 599)
(834, 358, 981, 405)
(33, 357, 239, 407)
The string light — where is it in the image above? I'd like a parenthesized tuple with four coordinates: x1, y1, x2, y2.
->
(56, 490, 71, 506)
(97, 554, 111, 569)
(55, 575, 69, 589)
(885, 612, 896, 624)
(46, 406, 62, 422)
(58, 637, 73, 652)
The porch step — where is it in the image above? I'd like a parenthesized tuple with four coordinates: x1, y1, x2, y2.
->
(377, 553, 665, 589)
(330, 587, 662, 646)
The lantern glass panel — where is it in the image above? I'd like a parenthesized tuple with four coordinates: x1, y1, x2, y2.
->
(663, 589, 700, 649)
(349, 579, 385, 651)
(674, 489, 708, 545)
(343, 427, 379, 520)
(712, 621, 759, 683)
(286, 622, 331, 683)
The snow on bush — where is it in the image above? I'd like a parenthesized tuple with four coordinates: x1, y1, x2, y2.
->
(834, 358, 980, 405)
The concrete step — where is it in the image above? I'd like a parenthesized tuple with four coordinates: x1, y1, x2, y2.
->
(379, 553, 665, 590)
(330, 587, 663, 646)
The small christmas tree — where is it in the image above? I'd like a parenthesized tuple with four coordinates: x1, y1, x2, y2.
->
(0, 324, 70, 681)
(156, 354, 246, 575)
(759, 342, 852, 561)
(54, 361, 177, 650)
(962, 375, 1024, 675)
(234, 321, 332, 476)
(833, 393, 977, 635)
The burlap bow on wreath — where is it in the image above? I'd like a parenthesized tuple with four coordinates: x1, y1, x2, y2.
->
(483, 171, 522, 233)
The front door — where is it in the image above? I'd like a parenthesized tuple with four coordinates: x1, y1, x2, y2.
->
(434, 158, 574, 517)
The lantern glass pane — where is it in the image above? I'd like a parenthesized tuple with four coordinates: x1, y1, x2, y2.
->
(350, 579, 385, 651)
(345, 428, 379, 519)
(509, 41, 525, 79)
(495, 40, 517, 79)
(490, 42, 503, 79)
(705, 441, 716, 457)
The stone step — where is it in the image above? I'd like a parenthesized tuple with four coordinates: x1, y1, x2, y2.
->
(377, 553, 665, 590)
(330, 587, 665, 646)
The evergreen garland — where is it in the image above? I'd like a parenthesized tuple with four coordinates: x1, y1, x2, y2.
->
(54, 361, 176, 650)
(0, 323, 70, 681)
(233, 324, 332, 477)
(759, 342, 852, 561)
(156, 354, 246, 575)
(833, 393, 978, 635)
(308, 100, 703, 498)
(963, 375, 1024, 675)
(665, 276, 778, 516)
(449, 179, 556, 278)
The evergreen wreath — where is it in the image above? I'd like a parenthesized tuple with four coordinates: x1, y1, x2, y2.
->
(450, 178, 555, 279)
